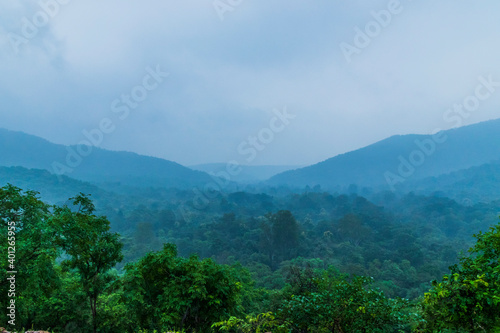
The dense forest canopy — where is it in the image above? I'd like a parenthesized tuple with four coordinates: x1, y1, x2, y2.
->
(3, 1, 500, 331)
(1, 183, 500, 332)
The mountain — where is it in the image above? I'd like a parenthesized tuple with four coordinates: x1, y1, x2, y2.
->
(0, 166, 111, 205)
(268, 118, 500, 190)
(190, 163, 301, 183)
(0, 128, 213, 189)
(399, 161, 500, 204)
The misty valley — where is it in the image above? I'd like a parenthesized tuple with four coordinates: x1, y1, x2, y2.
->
(4, 1, 500, 331)
(1, 119, 500, 332)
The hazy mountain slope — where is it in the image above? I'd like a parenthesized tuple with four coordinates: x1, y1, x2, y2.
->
(0, 128, 213, 188)
(0, 166, 110, 205)
(400, 160, 500, 204)
(190, 163, 301, 183)
(268, 118, 500, 189)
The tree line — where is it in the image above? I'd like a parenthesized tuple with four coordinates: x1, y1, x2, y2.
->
(1, 184, 500, 332)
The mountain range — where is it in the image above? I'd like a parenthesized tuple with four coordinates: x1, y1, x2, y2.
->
(267, 118, 500, 193)
(0, 128, 212, 189)
(1, 119, 500, 203)
(190, 163, 300, 183)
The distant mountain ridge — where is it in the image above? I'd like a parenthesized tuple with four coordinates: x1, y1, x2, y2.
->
(0, 128, 213, 188)
(190, 163, 301, 183)
(3, 118, 500, 193)
(268, 118, 500, 190)
(0, 166, 109, 205)
(399, 160, 500, 204)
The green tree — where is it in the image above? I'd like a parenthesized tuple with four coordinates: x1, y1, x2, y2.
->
(156, 208, 177, 230)
(278, 268, 412, 332)
(337, 213, 371, 246)
(260, 210, 300, 269)
(421, 220, 500, 332)
(31, 268, 91, 332)
(52, 194, 123, 333)
(213, 312, 289, 333)
(123, 243, 242, 332)
(0, 185, 60, 330)
(215, 267, 413, 333)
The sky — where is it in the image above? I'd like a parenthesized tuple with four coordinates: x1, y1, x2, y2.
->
(1, 0, 500, 167)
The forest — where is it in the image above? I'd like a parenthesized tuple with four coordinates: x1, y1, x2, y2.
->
(1, 183, 499, 332)
(3, 1, 500, 332)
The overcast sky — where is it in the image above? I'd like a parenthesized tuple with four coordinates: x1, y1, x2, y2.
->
(1, 0, 500, 166)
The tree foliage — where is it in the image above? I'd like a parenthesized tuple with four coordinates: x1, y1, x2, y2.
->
(123, 243, 242, 332)
(0, 185, 59, 330)
(421, 220, 500, 332)
(51, 193, 123, 333)
(2, 184, 500, 332)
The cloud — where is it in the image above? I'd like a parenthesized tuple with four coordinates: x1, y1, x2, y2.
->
(1, 0, 499, 166)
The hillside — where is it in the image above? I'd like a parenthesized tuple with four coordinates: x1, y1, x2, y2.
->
(0, 165, 117, 205)
(268, 118, 500, 190)
(190, 163, 300, 183)
(0, 128, 214, 189)
(399, 160, 500, 204)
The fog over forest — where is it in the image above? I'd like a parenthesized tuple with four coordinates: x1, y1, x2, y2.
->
(1, 1, 500, 332)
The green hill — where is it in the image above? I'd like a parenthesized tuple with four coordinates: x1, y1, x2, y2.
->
(190, 163, 300, 183)
(268, 118, 500, 190)
(0, 166, 111, 205)
(0, 128, 213, 189)
(399, 161, 500, 204)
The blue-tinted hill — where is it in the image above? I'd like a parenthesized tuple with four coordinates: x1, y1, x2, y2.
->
(399, 161, 500, 204)
(190, 163, 301, 184)
(0, 128, 213, 189)
(0, 166, 110, 205)
(268, 118, 500, 190)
